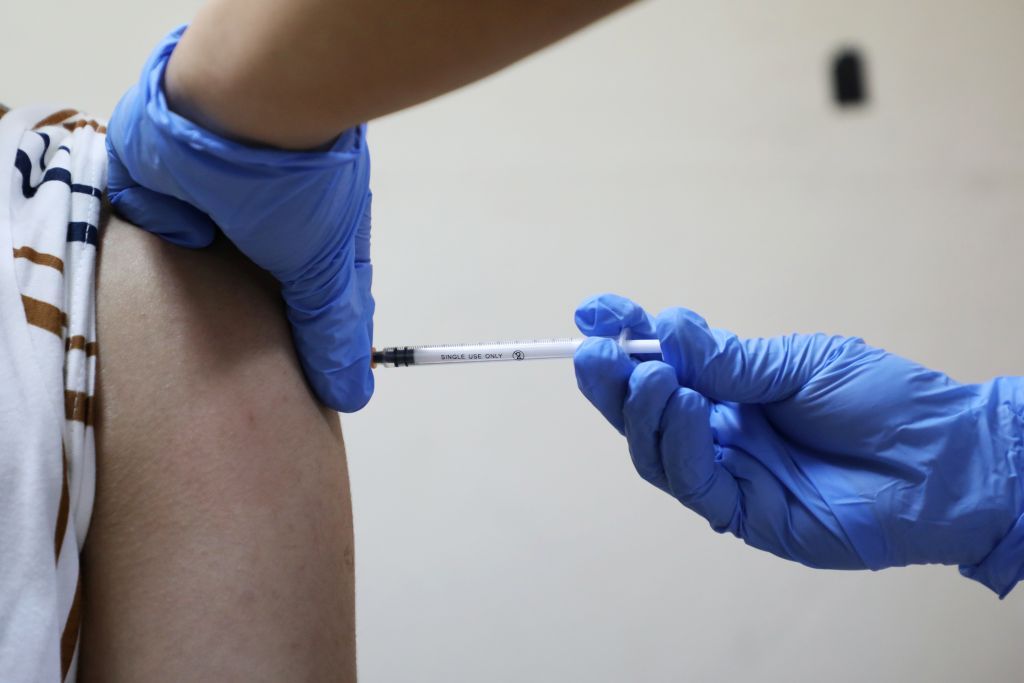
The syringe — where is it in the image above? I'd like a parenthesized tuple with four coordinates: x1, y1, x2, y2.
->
(372, 337, 662, 367)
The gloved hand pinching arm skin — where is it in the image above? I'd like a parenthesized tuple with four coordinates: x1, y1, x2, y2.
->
(574, 294, 1024, 596)
(109, 0, 635, 411)
(107, 27, 374, 412)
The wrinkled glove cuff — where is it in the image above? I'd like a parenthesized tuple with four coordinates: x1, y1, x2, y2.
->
(959, 510, 1024, 598)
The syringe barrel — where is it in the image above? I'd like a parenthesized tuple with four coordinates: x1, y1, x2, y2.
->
(372, 338, 661, 368)
(416, 339, 582, 365)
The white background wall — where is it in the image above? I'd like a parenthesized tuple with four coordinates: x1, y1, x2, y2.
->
(6, 1, 1024, 680)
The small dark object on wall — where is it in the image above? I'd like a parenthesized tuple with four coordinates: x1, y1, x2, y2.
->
(832, 48, 868, 106)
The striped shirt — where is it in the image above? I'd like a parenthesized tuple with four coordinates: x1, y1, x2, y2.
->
(0, 104, 104, 683)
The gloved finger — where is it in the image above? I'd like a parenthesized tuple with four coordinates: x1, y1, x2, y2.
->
(575, 293, 657, 339)
(659, 396, 741, 533)
(622, 361, 681, 493)
(106, 184, 218, 249)
(284, 259, 375, 413)
(711, 442, 863, 569)
(574, 337, 637, 434)
(354, 190, 372, 265)
(655, 307, 858, 404)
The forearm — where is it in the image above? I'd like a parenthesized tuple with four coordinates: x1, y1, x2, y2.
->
(164, 0, 635, 149)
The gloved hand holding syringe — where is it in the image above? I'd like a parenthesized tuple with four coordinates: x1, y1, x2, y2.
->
(378, 289, 1024, 599)
(372, 336, 662, 368)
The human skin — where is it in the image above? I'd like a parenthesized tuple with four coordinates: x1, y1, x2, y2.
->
(165, 0, 636, 149)
(79, 211, 356, 681)
(84, 2, 637, 675)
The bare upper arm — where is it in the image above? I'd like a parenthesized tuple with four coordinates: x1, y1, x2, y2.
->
(83, 212, 354, 681)
(94, 210, 340, 455)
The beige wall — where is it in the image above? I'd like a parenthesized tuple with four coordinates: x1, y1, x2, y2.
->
(6, 1, 1023, 680)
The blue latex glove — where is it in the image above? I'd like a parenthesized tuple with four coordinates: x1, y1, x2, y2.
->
(106, 25, 374, 412)
(574, 294, 1024, 597)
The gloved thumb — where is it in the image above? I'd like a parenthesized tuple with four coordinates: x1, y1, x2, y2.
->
(106, 183, 218, 249)
(655, 307, 858, 404)
(105, 117, 219, 248)
(574, 293, 657, 339)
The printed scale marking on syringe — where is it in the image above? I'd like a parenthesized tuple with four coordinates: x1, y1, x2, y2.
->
(371, 337, 662, 367)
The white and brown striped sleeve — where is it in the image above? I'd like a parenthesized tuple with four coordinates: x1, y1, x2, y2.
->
(1, 104, 104, 683)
